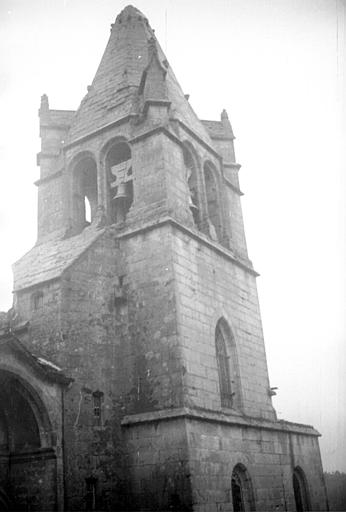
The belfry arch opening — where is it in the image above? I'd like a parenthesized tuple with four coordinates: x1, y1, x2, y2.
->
(204, 162, 222, 242)
(231, 464, 256, 512)
(72, 156, 98, 232)
(105, 141, 133, 223)
(293, 467, 310, 512)
(183, 144, 201, 230)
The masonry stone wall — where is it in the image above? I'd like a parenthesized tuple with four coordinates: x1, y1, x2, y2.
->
(50, 235, 125, 511)
(123, 417, 192, 511)
(123, 225, 183, 411)
(226, 186, 248, 257)
(9, 452, 57, 512)
(289, 433, 328, 509)
(171, 226, 275, 419)
(185, 418, 327, 512)
(37, 175, 65, 243)
(15, 281, 63, 360)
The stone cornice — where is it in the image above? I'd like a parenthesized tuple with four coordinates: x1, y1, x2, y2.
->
(121, 407, 320, 437)
(224, 162, 241, 171)
(129, 125, 183, 147)
(143, 99, 171, 114)
(34, 169, 63, 187)
(40, 124, 70, 131)
(13, 276, 60, 293)
(116, 217, 258, 277)
(36, 151, 60, 165)
(10, 447, 57, 464)
(176, 120, 221, 161)
(208, 134, 234, 142)
(224, 178, 244, 196)
(63, 114, 137, 150)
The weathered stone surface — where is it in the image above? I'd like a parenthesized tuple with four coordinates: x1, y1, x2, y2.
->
(1, 4, 328, 512)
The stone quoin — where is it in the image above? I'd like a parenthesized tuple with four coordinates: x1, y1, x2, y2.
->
(0, 5, 328, 511)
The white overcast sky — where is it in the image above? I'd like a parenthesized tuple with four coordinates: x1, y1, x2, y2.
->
(0, 0, 345, 471)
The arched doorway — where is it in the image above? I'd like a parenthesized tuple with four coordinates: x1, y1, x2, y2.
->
(0, 370, 55, 511)
(231, 464, 256, 512)
(293, 467, 310, 512)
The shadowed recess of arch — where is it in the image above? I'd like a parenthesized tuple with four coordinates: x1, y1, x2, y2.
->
(71, 154, 98, 232)
(215, 317, 242, 410)
(293, 466, 311, 512)
(183, 142, 202, 230)
(231, 463, 256, 512)
(0, 487, 11, 511)
(0, 370, 53, 451)
(203, 161, 222, 242)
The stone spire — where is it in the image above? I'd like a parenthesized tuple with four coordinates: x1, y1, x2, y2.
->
(68, 5, 213, 146)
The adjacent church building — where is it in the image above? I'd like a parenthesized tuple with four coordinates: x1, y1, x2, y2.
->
(0, 6, 328, 511)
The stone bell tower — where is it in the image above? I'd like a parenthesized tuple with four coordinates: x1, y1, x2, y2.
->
(7, 5, 327, 511)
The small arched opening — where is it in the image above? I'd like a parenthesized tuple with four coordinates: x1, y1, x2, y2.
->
(204, 162, 222, 242)
(293, 467, 311, 512)
(215, 318, 242, 409)
(231, 464, 256, 512)
(105, 141, 133, 223)
(72, 155, 98, 232)
(183, 144, 202, 230)
(30, 290, 44, 311)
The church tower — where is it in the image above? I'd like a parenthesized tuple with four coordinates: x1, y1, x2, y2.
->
(0, 6, 328, 511)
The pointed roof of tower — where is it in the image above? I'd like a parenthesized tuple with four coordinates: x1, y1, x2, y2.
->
(68, 5, 213, 146)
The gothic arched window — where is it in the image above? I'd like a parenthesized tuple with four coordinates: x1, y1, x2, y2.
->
(183, 145, 201, 230)
(204, 162, 222, 242)
(293, 467, 311, 512)
(106, 141, 133, 223)
(231, 464, 256, 512)
(215, 319, 241, 409)
(72, 156, 98, 232)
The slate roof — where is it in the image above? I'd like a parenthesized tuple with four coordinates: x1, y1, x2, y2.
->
(0, 329, 72, 385)
(67, 5, 213, 147)
(13, 225, 104, 292)
(202, 120, 233, 139)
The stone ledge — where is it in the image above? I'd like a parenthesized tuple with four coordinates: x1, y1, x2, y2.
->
(177, 120, 221, 161)
(63, 114, 136, 149)
(224, 162, 241, 171)
(130, 126, 182, 147)
(224, 178, 244, 196)
(34, 169, 63, 186)
(116, 217, 257, 277)
(121, 407, 320, 437)
(10, 447, 56, 464)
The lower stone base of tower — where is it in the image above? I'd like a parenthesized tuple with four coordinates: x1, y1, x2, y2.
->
(122, 408, 328, 512)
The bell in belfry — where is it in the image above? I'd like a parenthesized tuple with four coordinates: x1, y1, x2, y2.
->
(113, 182, 128, 222)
